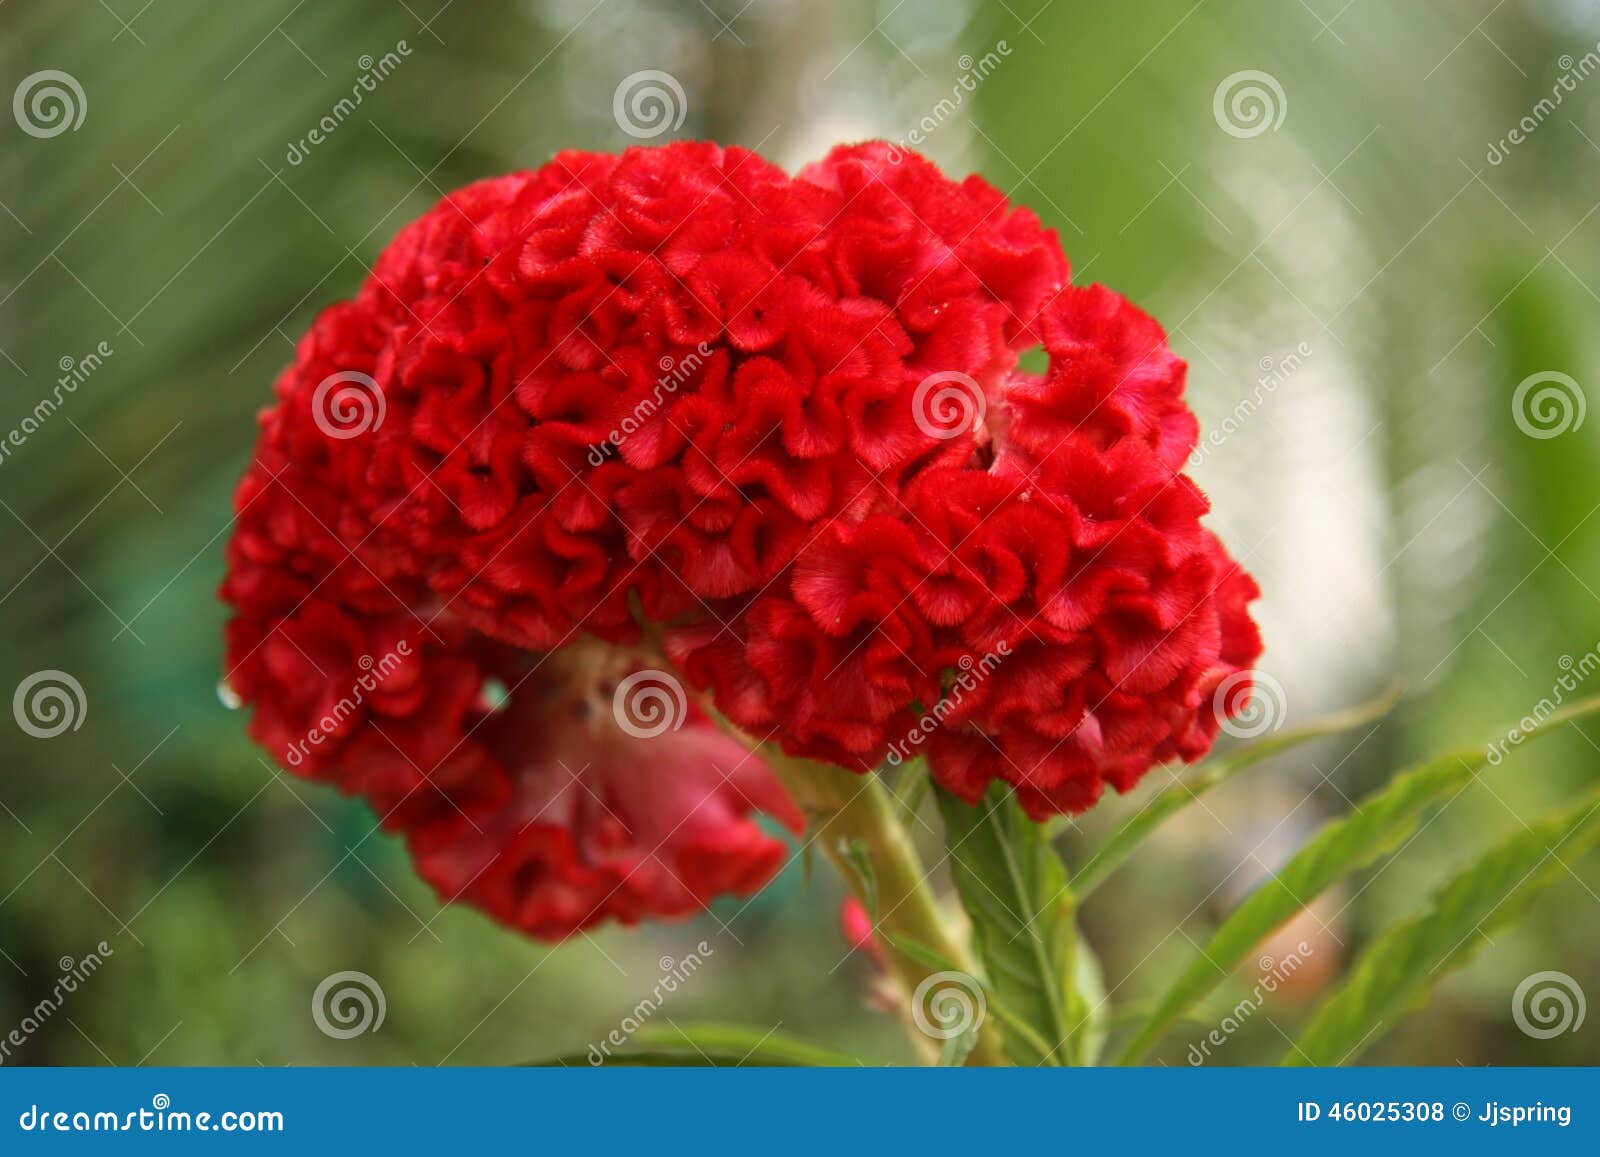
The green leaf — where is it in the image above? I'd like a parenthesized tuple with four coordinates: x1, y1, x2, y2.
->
(885, 932, 1060, 1061)
(1072, 936, 1110, 1065)
(837, 837, 880, 918)
(530, 1049, 748, 1067)
(937, 1024, 980, 1067)
(890, 758, 933, 822)
(938, 784, 1077, 1065)
(884, 932, 965, 975)
(1285, 788, 1600, 1065)
(1115, 690, 1600, 1064)
(1074, 685, 1402, 897)
(635, 1022, 869, 1066)
(548, 1022, 868, 1067)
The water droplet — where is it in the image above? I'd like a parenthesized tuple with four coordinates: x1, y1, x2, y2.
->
(480, 677, 511, 713)
(216, 679, 242, 710)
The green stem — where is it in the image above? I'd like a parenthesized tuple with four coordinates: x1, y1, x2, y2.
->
(764, 750, 1009, 1066)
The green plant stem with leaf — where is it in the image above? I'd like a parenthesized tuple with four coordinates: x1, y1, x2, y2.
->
(761, 748, 1010, 1066)
(577, 686, 1600, 1067)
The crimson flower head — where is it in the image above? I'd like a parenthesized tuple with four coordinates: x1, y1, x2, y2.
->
(221, 141, 1261, 939)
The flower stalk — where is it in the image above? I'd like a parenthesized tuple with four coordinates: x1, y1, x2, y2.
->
(760, 748, 1010, 1066)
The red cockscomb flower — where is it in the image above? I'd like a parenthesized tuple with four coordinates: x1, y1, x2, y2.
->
(221, 140, 1261, 938)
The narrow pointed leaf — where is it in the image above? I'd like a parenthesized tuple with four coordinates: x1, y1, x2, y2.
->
(1075, 685, 1402, 897)
(1285, 788, 1600, 1065)
(938, 784, 1076, 1065)
(886, 933, 1060, 1061)
(634, 1022, 868, 1066)
(528, 1023, 866, 1066)
(1116, 691, 1600, 1064)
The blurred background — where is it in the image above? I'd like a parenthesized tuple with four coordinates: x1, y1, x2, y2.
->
(2, 0, 1598, 1066)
